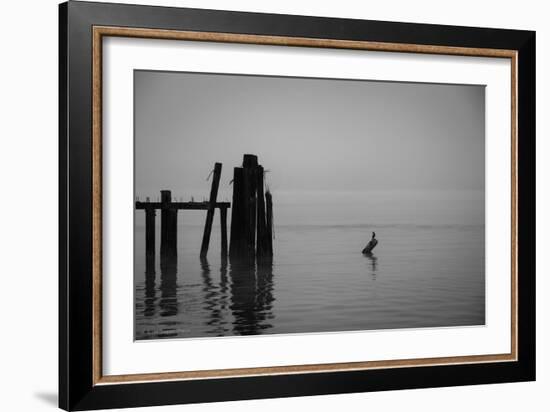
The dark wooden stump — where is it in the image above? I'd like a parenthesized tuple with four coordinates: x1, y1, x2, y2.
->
(160, 190, 171, 259)
(242, 154, 258, 259)
(200, 162, 222, 258)
(220, 207, 228, 257)
(145, 208, 156, 274)
(229, 167, 246, 258)
(229, 155, 273, 260)
(256, 165, 270, 259)
(160, 190, 177, 267)
(265, 190, 273, 257)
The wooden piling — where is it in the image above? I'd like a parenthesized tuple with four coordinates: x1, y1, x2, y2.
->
(145, 208, 156, 274)
(265, 190, 273, 257)
(169, 210, 178, 258)
(200, 163, 222, 258)
(229, 155, 274, 260)
(242, 155, 258, 258)
(160, 190, 171, 259)
(220, 207, 228, 257)
(229, 167, 245, 258)
(243, 154, 258, 169)
(256, 166, 269, 259)
(160, 190, 177, 262)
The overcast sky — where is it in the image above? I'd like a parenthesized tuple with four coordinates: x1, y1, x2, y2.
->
(134, 70, 484, 225)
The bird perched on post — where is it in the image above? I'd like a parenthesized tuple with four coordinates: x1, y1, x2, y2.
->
(362, 232, 378, 254)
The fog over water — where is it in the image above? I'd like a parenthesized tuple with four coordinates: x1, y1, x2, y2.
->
(135, 70, 484, 226)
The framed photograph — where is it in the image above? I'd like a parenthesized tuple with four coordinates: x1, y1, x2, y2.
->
(59, 1, 535, 410)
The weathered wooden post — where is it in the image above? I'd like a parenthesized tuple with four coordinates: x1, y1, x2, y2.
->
(256, 165, 269, 259)
(200, 163, 222, 258)
(265, 190, 273, 257)
(242, 154, 258, 259)
(169, 209, 178, 260)
(145, 207, 156, 274)
(160, 190, 170, 258)
(229, 167, 245, 258)
(159, 190, 178, 316)
(160, 190, 177, 263)
(220, 207, 228, 257)
(230, 154, 273, 260)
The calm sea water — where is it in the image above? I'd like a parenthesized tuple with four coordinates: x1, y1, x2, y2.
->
(135, 222, 484, 340)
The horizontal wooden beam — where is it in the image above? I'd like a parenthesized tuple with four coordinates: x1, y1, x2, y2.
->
(136, 201, 230, 210)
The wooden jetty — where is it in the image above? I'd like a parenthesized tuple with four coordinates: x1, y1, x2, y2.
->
(136, 155, 273, 271)
(136, 162, 230, 272)
(229, 154, 274, 260)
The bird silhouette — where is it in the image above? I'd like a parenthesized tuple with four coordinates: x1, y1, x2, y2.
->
(362, 232, 378, 255)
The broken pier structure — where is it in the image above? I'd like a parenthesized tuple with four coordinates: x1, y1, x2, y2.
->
(135, 162, 230, 273)
(229, 154, 273, 261)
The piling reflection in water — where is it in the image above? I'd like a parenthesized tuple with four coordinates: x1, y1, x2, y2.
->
(255, 259, 275, 325)
(143, 272, 156, 318)
(365, 253, 378, 273)
(137, 254, 275, 339)
(159, 255, 178, 319)
(200, 257, 227, 336)
(364, 253, 378, 286)
(229, 257, 274, 335)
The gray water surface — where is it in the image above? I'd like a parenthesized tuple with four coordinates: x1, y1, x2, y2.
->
(135, 223, 484, 340)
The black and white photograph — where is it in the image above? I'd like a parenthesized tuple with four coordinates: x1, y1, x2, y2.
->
(133, 70, 485, 340)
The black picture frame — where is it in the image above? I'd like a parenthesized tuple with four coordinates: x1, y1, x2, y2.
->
(59, 1, 536, 410)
